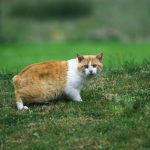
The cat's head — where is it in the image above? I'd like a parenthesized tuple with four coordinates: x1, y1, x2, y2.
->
(77, 52, 103, 77)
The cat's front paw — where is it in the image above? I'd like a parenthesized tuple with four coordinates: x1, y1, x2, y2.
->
(23, 106, 29, 110)
(73, 99, 82, 102)
(18, 106, 29, 111)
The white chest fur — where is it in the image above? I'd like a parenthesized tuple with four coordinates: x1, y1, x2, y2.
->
(64, 59, 85, 101)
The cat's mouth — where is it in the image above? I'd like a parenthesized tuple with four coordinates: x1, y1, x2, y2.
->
(89, 73, 95, 76)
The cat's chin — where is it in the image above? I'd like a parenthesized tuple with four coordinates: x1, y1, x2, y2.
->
(89, 73, 95, 76)
(86, 73, 96, 78)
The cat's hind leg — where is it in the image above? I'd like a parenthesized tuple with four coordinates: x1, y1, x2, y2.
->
(13, 75, 29, 110)
(15, 91, 29, 110)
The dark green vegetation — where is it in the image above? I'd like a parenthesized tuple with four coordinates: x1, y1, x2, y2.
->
(10, 0, 92, 19)
(1, 0, 150, 42)
(0, 60, 150, 150)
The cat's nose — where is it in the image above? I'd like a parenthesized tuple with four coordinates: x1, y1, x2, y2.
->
(89, 70, 93, 74)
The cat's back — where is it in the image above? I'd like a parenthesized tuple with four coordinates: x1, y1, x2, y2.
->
(19, 60, 67, 77)
(13, 60, 68, 89)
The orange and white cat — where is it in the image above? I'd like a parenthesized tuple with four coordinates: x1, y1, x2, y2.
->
(13, 53, 103, 110)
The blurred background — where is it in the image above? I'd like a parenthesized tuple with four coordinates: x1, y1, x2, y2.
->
(0, 0, 150, 43)
(0, 0, 150, 71)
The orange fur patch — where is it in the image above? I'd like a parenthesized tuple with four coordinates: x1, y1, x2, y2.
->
(13, 60, 68, 103)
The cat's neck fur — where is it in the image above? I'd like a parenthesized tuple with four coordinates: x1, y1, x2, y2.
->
(64, 59, 86, 101)
(67, 58, 86, 88)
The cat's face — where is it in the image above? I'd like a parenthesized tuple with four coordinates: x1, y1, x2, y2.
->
(77, 53, 103, 76)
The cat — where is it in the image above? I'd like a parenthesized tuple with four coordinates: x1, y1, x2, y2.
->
(12, 53, 103, 110)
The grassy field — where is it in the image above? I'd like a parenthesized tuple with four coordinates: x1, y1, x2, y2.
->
(0, 41, 150, 71)
(0, 42, 150, 149)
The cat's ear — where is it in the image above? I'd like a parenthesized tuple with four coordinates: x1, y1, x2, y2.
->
(77, 53, 84, 62)
(96, 52, 103, 61)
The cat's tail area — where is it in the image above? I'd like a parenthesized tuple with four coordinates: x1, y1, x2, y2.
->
(12, 75, 20, 89)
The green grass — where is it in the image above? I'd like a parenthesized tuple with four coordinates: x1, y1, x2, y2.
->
(0, 60, 150, 150)
(0, 41, 150, 149)
(0, 41, 150, 71)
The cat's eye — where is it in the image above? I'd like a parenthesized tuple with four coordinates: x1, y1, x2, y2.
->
(92, 64, 97, 68)
(84, 64, 89, 68)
